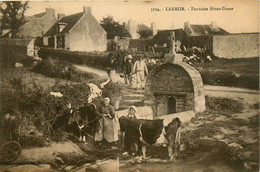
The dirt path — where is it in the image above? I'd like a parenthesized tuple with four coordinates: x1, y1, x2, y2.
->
(73, 65, 108, 79)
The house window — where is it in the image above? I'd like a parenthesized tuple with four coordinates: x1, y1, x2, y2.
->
(163, 43, 167, 47)
(154, 44, 158, 47)
(58, 22, 67, 33)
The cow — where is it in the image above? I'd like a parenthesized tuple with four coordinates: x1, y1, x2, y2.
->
(68, 103, 100, 142)
(119, 117, 181, 162)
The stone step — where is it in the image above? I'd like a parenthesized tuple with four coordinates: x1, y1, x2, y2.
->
(122, 94, 145, 100)
(118, 104, 146, 111)
(120, 99, 144, 107)
(122, 89, 146, 94)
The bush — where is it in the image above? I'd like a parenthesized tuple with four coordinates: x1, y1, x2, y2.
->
(102, 81, 124, 108)
(32, 58, 101, 83)
(205, 96, 244, 114)
(38, 48, 108, 70)
(0, 74, 103, 146)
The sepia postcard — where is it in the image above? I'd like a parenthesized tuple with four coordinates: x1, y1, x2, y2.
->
(0, 0, 258, 171)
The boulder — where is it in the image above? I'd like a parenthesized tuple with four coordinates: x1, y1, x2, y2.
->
(15, 62, 23, 68)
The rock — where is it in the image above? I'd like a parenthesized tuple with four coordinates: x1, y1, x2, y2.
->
(15, 62, 23, 68)
(119, 163, 126, 168)
(148, 158, 168, 163)
(33, 56, 42, 61)
(238, 151, 254, 160)
(228, 143, 243, 149)
(85, 167, 98, 172)
(64, 165, 74, 171)
(55, 157, 64, 165)
(243, 162, 252, 170)
(39, 164, 52, 169)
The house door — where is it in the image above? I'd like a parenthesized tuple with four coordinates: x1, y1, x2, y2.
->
(57, 35, 65, 49)
(48, 37, 54, 48)
(168, 96, 176, 114)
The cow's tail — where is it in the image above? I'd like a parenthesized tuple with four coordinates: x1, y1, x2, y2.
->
(175, 118, 181, 145)
(139, 125, 151, 146)
(175, 127, 181, 145)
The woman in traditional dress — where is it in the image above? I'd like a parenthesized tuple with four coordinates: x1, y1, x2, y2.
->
(95, 97, 118, 148)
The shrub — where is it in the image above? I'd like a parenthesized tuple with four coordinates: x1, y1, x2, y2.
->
(0, 74, 103, 146)
(32, 58, 101, 83)
(205, 96, 244, 114)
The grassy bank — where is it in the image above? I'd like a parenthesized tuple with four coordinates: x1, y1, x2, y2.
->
(193, 57, 259, 90)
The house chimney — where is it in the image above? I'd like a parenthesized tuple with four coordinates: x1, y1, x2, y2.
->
(58, 13, 65, 20)
(46, 8, 55, 17)
(184, 21, 191, 36)
(211, 21, 217, 28)
(151, 22, 157, 36)
(83, 6, 92, 14)
(170, 22, 175, 29)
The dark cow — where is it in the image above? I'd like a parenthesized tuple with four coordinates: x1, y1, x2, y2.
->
(68, 103, 100, 142)
(119, 117, 181, 162)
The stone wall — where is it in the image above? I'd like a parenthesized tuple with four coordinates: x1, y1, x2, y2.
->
(145, 62, 205, 118)
(212, 33, 259, 58)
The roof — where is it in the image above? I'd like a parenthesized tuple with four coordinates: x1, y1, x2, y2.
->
(121, 28, 132, 38)
(190, 24, 229, 36)
(138, 24, 151, 31)
(32, 12, 46, 18)
(0, 38, 33, 46)
(153, 29, 186, 44)
(44, 12, 84, 36)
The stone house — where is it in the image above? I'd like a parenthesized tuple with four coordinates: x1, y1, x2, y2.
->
(145, 61, 205, 118)
(1, 8, 57, 47)
(18, 8, 57, 39)
(184, 21, 229, 48)
(123, 19, 157, 39)
(184, 21, 229, 37)
(152, 29, 188, 53)
(43, 7, 107, 52)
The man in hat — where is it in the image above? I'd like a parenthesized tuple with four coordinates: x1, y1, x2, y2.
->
(122, 54, 134, 86)
(95, 97, 118, 148)
(133, 55, 148, 90)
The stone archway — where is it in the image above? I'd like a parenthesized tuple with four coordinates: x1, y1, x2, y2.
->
(145, 62, 205, 118)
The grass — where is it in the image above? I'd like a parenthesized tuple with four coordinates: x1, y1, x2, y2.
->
(193, 57, 259, 90)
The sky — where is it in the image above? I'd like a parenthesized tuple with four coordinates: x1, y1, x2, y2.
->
(24, 0, 259, 33)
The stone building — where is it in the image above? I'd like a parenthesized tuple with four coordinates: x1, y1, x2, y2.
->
(18, 8, 57, 39)
(43, 7, 107, 52)
(145, 62, 205, 118)
(1, 8, 57, 47)
(152, 29, 188, 53)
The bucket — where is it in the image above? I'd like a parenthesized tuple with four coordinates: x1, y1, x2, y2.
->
(96, 157, 119, 172)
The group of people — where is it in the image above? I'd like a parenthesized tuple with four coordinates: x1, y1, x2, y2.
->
(107, 53, 149, 90)
(94, 97, 138, 152)
(122, 54, 149, 90)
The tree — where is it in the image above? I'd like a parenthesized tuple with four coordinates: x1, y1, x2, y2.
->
(100, 16, 125, 39)
(0, 1, 29, 38)
(138, 30, 153, 39)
